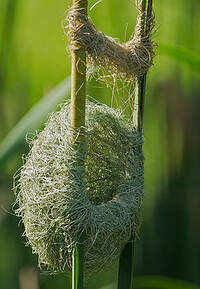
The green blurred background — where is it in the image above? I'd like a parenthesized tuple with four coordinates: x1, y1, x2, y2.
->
(0, 0, 200, 288)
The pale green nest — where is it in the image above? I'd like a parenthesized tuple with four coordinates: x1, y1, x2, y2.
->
(14, 102, 144, 273)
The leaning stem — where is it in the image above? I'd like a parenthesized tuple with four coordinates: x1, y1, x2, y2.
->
(134, 0, 147, 132)
(134, 0, 153, 131)
(117, 1, 153, 289)
(145, 0, 153, 36)
(134, 0, 152, 132)
(70, 1, 88, 289)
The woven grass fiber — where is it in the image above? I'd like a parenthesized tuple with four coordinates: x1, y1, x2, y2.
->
(66, 2, 155, 81)
(14, 102, 144, 273)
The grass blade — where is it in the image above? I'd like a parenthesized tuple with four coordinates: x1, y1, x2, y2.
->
(0, 77, 71, 167)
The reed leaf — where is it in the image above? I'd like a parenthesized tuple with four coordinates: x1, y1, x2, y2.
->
(0, 77, 71, 167)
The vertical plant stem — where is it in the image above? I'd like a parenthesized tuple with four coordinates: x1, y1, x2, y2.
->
(145, 0, 153, 36)
(117, 240, 134, 289)
(117, 0, 153, 288)
(71, 0, 88, 131)
(134, 0, 147, 132)
(134, 0, 153, 132)
(70, 1, 88, 289)
(72, 233, 85, 289)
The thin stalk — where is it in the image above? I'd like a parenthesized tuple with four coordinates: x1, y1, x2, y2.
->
(70, 1, 88, 289)
(134, 0, 153, 130)
(71, 0, 88, 131)
(134, 0, 147, 132)
(134, 0, 153, 132)
(117, 1, 153, 289)
(72, 233, 85, 289)
(117, 240, 134, 289)
(145, 0, 153, 36)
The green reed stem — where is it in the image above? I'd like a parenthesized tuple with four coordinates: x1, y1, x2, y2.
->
(145, 0, 153, 36)
(134, 0, 153, 130)
(117, 240, 135, 289)
(134, 0, 153, 132)
(70, 1, 88, 289)
(117, 1, 154, 289)
(71, 0, 88, 131)
(72, 233, 85, 289)
(134, 0, 147, 132)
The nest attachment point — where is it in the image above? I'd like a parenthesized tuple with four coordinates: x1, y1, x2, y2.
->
(66, 5, 155, 81)
(14, 102, 144, 273)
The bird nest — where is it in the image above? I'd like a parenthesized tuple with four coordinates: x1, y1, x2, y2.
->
(14, 102, 144, 273)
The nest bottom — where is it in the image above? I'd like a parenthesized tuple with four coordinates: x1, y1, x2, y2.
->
(15, 102, 144, 273)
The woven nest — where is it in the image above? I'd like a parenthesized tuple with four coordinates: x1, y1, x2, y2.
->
(14, 102, 144, 273)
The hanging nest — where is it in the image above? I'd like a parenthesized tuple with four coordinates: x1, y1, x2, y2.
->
(14, 102, 144, 273)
